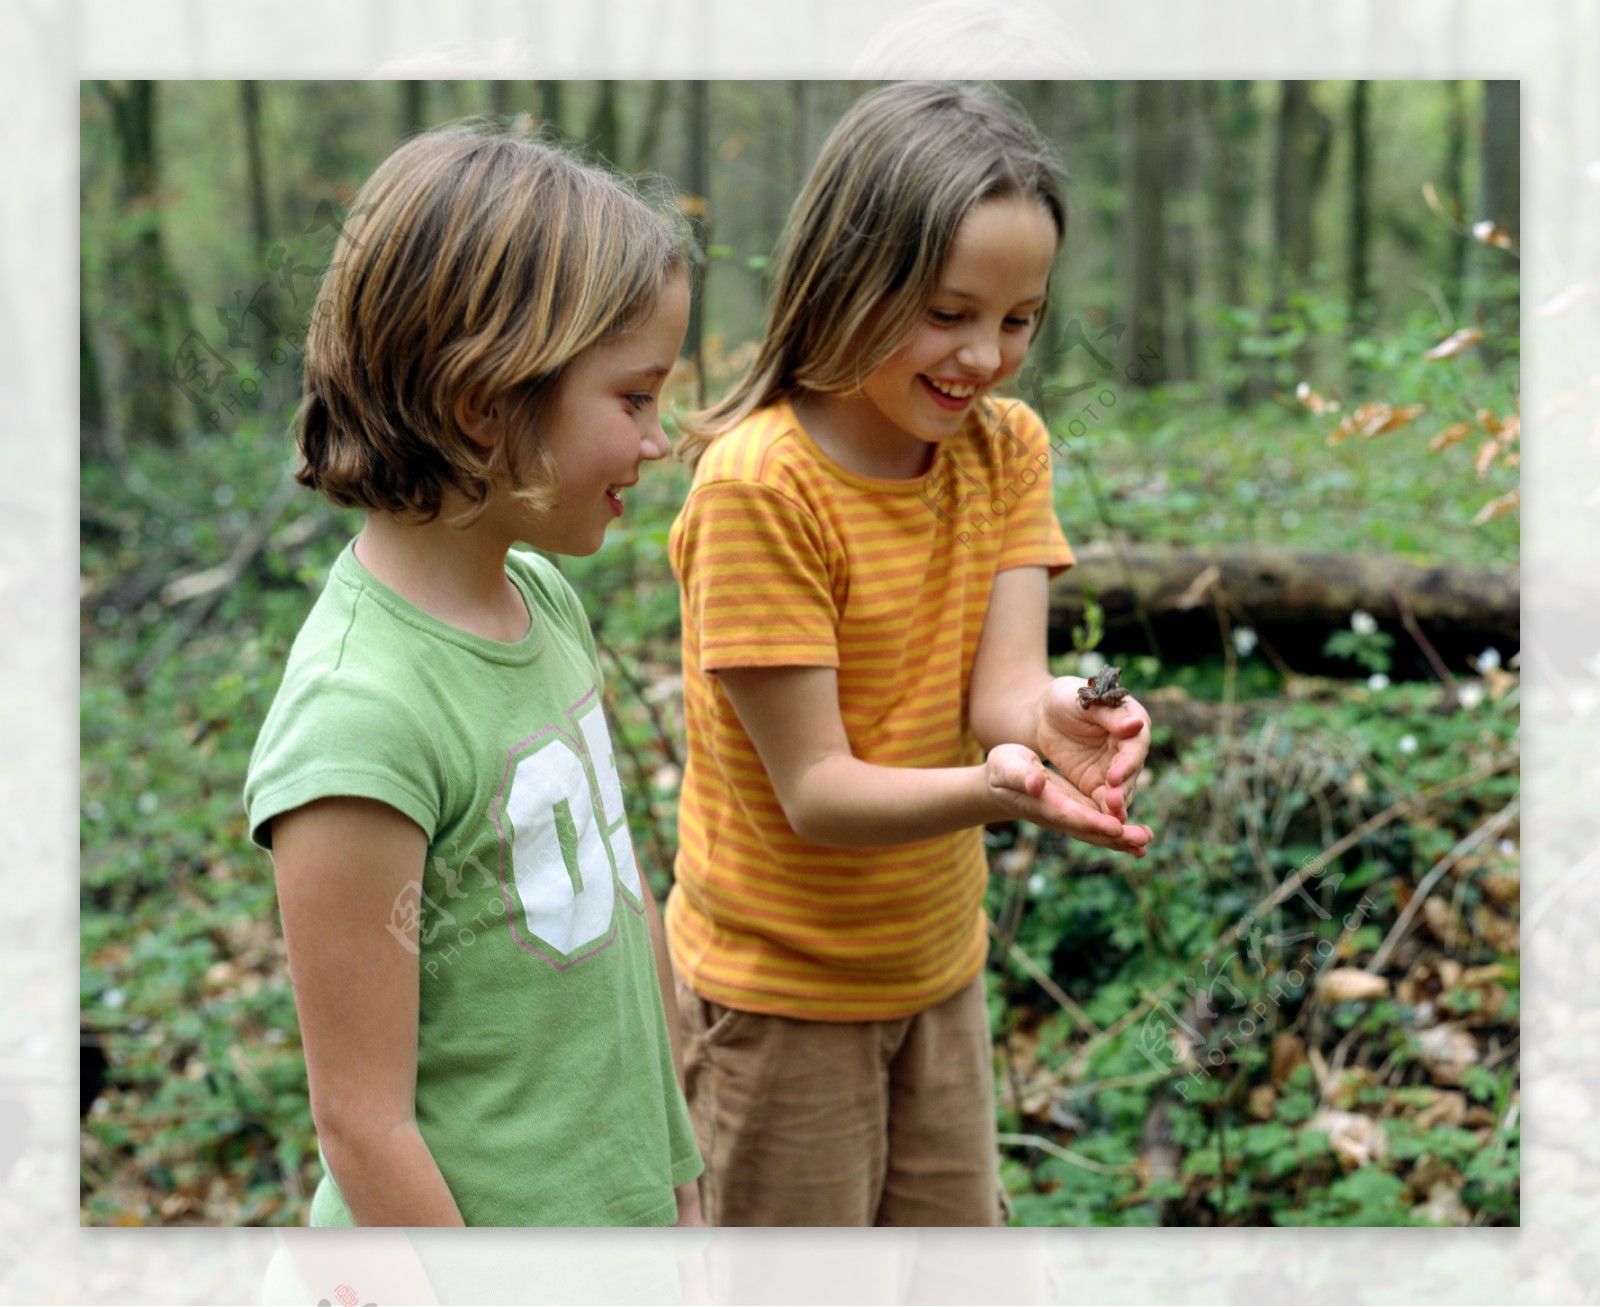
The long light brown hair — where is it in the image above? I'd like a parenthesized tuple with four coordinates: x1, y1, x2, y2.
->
(677, 81, 1064, 468)
(297, 122, 687, 522)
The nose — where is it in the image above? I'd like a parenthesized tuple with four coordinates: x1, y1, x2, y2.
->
(956, 331, 1002, 376)
(642, 418, 671, 461)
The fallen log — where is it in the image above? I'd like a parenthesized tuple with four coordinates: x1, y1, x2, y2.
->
(1049, 545, 1518, 675)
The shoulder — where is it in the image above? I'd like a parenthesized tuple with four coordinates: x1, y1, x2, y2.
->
(973, 395, 1051, 460)
(693, 403, 815, 494)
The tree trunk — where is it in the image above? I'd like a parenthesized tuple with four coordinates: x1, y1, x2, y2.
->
(587, 80, 621, 166)
(1166, 82, 1199, 385)
(1346, 81, 1373, 353)
(1474, 80, 1520, 362)
(489, 78, 513, 119)
(100, 80, 184, 446)
(537, 80, 565, 138)
(240, 81, 271, 256)
(1443, 80, 1468, 322)
(1201, 81, 1255, 407)
(1118, 80, 1167, 388)
(1270, 81, 1332, 383)
(400, 81, 426, 137)
(685, 79, 711, 406)
(1048, 544, 1518, 671)
(631, 80, 672, 173)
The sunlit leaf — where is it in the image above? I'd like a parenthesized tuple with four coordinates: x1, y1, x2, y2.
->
(1472, 488, 1519, 524)
(1428, 422, 1475, 452)
(1472, 220, 1515, 251)
(1422, 328, 1484, 361)
(1295, 380, 1341, 415)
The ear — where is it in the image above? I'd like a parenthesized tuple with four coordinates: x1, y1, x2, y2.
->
(454, 385, 502, 450)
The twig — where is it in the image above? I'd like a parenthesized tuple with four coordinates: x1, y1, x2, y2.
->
(1215, 751, 1516, 956)
(593, 629, 683, 774)
(996, 1132, 1134, 1176)
(1066, 984, 1173, 1079)
(1364, 796, 1520, 976)
(127, 459, 301, 695)
(987, 921, 1100, 1037)
(1390, 580, 1458, 702)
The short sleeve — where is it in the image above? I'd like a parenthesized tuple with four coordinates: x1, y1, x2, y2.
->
(989, 400, 1075, 576)
(244, 672, 443, 849)
(672, 480, 840, 671)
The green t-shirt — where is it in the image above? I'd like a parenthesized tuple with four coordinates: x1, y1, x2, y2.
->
(245, 542, 701, 1226)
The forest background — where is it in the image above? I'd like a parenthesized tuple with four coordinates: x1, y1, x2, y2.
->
(80, 79, 1522, 1228)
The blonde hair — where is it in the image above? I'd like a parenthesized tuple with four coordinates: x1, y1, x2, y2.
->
(678, 81, 1064, 468)
(297, 122, 687, 521)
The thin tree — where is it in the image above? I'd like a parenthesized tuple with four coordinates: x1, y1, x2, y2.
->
(1117, 80, 1167, 388)
(1200, 80, 1256, 407)
(1346, 80, 1374, 386)
(98, 80, 186, 446)
(685, 80, 711, 406)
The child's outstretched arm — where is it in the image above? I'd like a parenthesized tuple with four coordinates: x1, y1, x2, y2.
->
(719, 664, 1148, 854)
(968, 566, 1153, 834)
(273, 797, 466, 1226)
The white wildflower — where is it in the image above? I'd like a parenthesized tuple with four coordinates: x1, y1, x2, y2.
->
(1232, 627, 1258, 657)
(1398, 734, 1418, 754)
(1456, 683, 1485, 710)
(103, 987, 126, 1010)
(1367, 673, 1390, 691)
(1078, 650, 1107, 679)
(1028, 872, 1047, 896)
(1351, 610, 1378, 636)
(1476, 647, 1501, 672)
(137, 792, 159, 815)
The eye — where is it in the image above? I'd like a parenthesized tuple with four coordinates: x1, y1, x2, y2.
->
(1004, 313, 1037, 331)
(926, 309, 962, 326)
(625, 393, 655, 411)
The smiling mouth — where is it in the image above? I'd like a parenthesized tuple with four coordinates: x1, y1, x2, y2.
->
(921, 376, 982, 409)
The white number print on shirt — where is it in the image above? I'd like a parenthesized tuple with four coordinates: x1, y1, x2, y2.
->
(493, 688, 645, 966)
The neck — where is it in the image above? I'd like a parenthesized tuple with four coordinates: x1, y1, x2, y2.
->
(793, 391, 935, 481)
(354, 500, 530, 643)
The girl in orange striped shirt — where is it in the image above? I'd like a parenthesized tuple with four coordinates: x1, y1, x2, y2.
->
(666, 81, 1154, 1226)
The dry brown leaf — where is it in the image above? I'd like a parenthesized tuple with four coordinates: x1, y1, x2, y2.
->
(1413, 1090, 1467, 1132)
(1423, 328, 1484, 361)
(1473, 438, 1507, 478)
(1459, 963, 1507, 988)
(1474, 904, 1521, 954)
(1308, 1109, 1389, 1168)
(1422, 897, 1463, 946)
(1414, 1022, 1480, 1085)
(1472, 220, 1516, 250)
(1480, 870, 1520, 905)
(1295, 380, 1342, 414)
(1271, 1031, 1307, 1088)
(1316, 968, 1391, 1003)
(1473, 489, 1520, 525)
(1428, 421, 1475, 452)
(1412, 1181, 1472, 1226)
(1331, 402, 1426, 443)
(1247, 1084, 1277, 1121)
(1476, 408, 1504, 437)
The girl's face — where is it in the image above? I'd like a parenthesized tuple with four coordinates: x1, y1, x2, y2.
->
(853, 196, 1058, 467)
(507, 272, 689, 556)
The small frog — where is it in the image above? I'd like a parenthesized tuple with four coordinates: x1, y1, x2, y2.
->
(1077, 664, 1130, 710)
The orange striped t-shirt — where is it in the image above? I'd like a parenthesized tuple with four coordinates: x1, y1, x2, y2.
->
(665, 397, 1074, 1021)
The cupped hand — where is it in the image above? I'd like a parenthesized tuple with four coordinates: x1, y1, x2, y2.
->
(1034, 677, 1152, 823)
(985, 742, 1152, 856)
